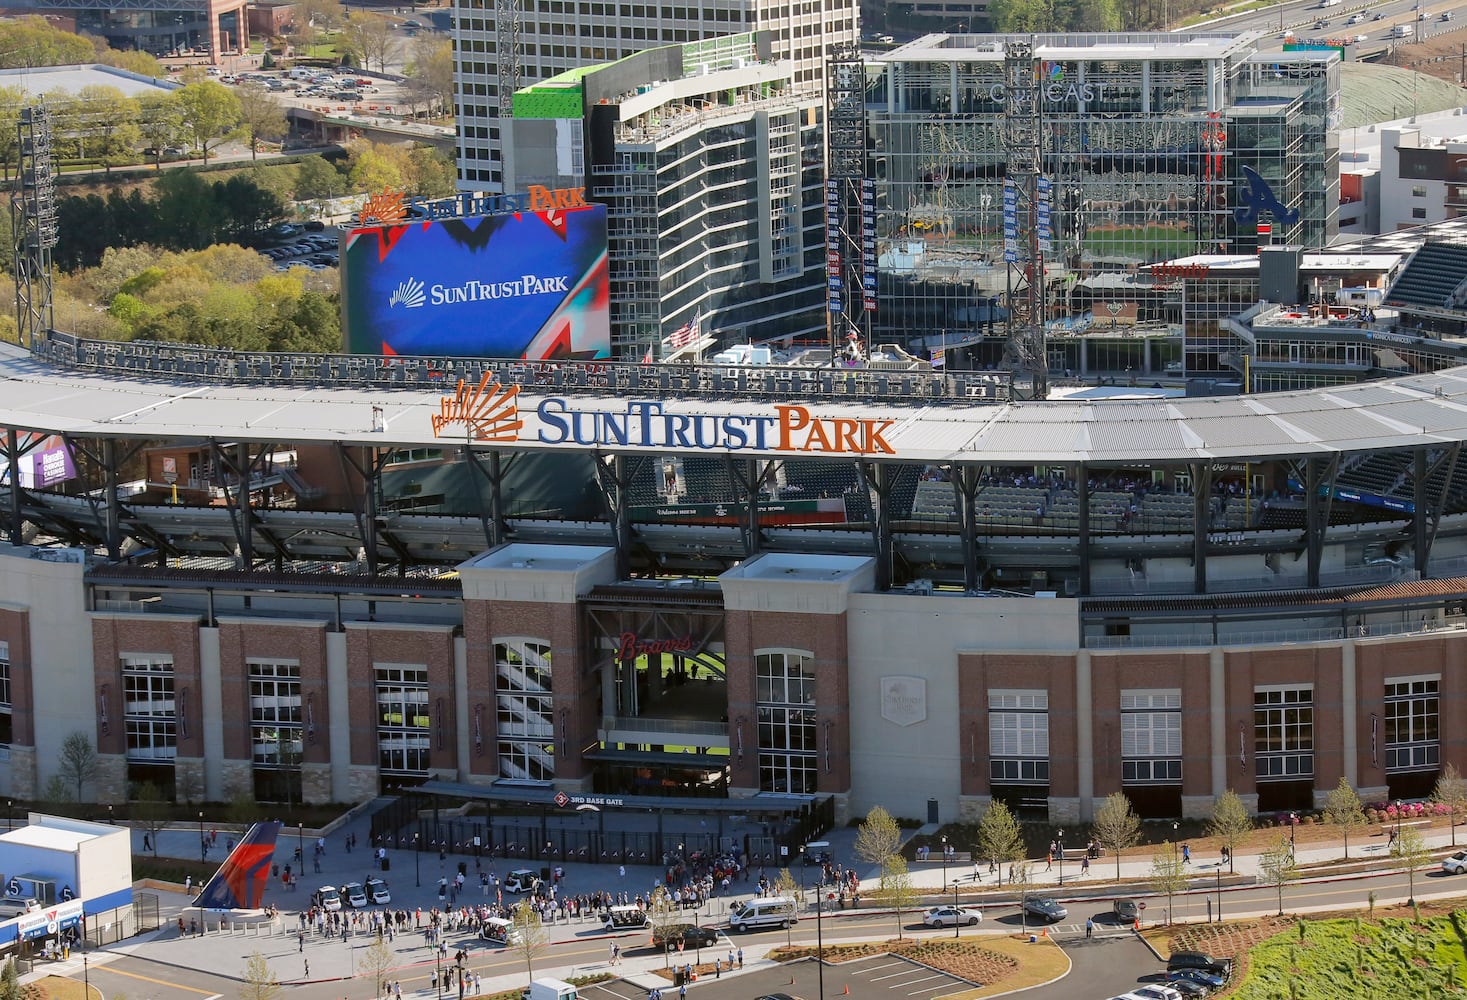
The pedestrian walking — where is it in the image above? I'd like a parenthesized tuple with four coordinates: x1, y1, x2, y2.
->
(184, 875, 192, 895)
(304, 959, 310, 978)
(299, 933, 305, 952)
(1081, 855, 1090, 875)
(142, 833, 151, 852)
(737, 947, 743, 968)
(1085, 917, 1094, 938)
(1182, 844, 1191, 865)
(714, 959, 722, 978)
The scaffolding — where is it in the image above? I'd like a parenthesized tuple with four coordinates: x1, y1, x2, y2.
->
(12, 103, 57, 352)
(1000, 38, 1046, 399)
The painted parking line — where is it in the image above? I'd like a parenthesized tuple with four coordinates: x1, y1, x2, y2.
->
(897, 973, 955, 992)
(851, 959, 910, 974)
(871, 968, 925, 982)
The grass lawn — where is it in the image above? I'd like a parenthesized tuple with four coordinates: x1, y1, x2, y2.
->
(1144, 902, 1467, 999)
(30, 975, 100, 1000)
(766, 933, 1067, 996)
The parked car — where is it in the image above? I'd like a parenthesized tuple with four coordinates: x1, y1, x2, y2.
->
(1162, 978, 1211, 998)
(304, 220, 326, 232)
(1441, 850, 1467, 874)
(315, 885, 342, 911)
(1022, 896, 1067, 923)
(651, 923, 720, 948)
(1167, 968, 1228, 991)
(922, 905, 983, 928)
(341, 881, 368, 908)
(1166, 951, 1232, 979)
(1113, 898, 1140, 922)
(504, 869, 541, 894)
(365, 878, 391, 904)
(1131, 986, 1184, 1000)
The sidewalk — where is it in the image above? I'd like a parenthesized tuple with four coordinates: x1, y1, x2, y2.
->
(24, 811, 1467, 995)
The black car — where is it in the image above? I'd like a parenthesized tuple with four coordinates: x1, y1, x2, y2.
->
(304, 220, 326, 232)
(1112, 897, 1139, 922)
(1022, 895, 1068, 922)
(1167, 951, 1232, 978)
(652, 923, 720, 949)
(1164, 977, 1211, 998)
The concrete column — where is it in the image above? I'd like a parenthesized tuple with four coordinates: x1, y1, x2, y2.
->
(1341, 640, 1358, 787)
(327, 630, 352, 803)
(1209, 646, 1226, 798)
(1076, 650, 1094, 821)
(199, 626, 222, 801)
(455, 635, 469, 782)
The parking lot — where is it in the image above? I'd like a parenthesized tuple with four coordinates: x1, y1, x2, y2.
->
(257, 222, 343, 271)
(569, 956, 975, 1000)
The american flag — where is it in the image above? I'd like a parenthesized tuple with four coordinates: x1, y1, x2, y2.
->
(670, 315, 700, 349)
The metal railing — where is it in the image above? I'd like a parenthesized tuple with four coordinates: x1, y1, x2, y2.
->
(32, 331, 1012, 405)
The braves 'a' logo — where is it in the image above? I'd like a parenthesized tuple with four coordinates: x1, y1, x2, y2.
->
(1234, 165, 1300, 226)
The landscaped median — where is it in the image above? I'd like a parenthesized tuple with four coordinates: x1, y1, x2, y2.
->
(1143, 900, 1467, 997)
(764, 933, 1070, 998)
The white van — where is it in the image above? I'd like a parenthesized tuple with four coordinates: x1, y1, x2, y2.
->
(1392, 22, 1411, 35)
(289, 66, 316, 80)
(603, 904, 650, 930)
(728, 896, 798, 932)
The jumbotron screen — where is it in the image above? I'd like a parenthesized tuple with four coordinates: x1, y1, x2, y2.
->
(342, 204, 611, 360)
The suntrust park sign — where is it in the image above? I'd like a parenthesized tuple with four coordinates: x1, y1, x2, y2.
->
(433, 375, 897, 455)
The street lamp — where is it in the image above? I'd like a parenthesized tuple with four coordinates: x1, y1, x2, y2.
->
(298, 823, 304, 875)
(1290, 813, 1298, 855)
(1056, 829, 1065, 886)
(198, 811, 205, 864)
(940, 835, 949, 891)
(950, 875, 960, 940)
(415, 833, 421, 888)
(435, 944, 443, 997)
(108, 804, 114, 825)
(1215, 866, 1222, 923)
(814, 871, 825, 1000)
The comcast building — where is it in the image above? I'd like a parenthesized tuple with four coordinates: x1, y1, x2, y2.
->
(864, 32, 1340, 345)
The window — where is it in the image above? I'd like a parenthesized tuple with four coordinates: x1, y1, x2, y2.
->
(1412, 184, 1428, 197)
(756, 651, 816, 793)
(1121, 690, 1182, 784)
(1254, 687, 1313, 779)
(122, 655, 176, 762)
(376, 665, 430, 776)
(989, 691, 1049, 784)
(1412, 207, 1428, 219)
(249, 661, 302, 766)
(0, 640, 10, 748)
(495, 639, 554, 781)
(1384, 676, 1439, 772)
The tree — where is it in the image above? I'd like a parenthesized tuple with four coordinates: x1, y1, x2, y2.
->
(58, 731, 99, 802)
(976, 799, 1025, 885)
(360, 934, 394, 998)
(1206, 790, 1253, 873)
(343, 17, 394, 73)
(987, 0, 1055, 32)
(234, 82, 290, 161)
(1091, 791, 1142, 881)
(1148, 842, 1188, 925)
(646, 886, 680, 967)
(1258, 834, 1297, 916)
(403, 36, 453, 116)
(854, 805, 902, 868)
(240, 951, 282, 1000)
(508, 900, 549, 985)
(1392, 825, 1431, 906)
(73, 85, 141, 174)
(771, 868, 803, 947)
(132, 782, 170, 856)
(1434, 763, 1467, 848)
(876, 853, 916, 940)
(174, 80, 241, 165)
(138, 92, 184, 169)
(294, 154, 344, 204)
(1323, 777, 1366, 859)
(1011, 861, 1034, 932)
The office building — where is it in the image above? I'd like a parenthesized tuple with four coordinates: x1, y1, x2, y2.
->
(451, 0, 857, 192)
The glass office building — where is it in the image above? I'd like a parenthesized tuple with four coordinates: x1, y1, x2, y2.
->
(864, 32, 1340, 351)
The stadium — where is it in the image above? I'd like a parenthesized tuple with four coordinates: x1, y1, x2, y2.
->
(2, 320, 1467, 836)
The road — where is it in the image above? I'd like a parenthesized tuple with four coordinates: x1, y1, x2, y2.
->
(59, 860, 1467, 1000)
(1202, 0, 1467, 55)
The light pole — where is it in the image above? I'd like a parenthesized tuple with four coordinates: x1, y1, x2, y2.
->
(415, 833, 421, 888)
(1056, 829, 1065, 886)
(7, 799, 12, 831)
(80, 909, 88, 1000)
(107, 804, 114, 826)
(435, 945, 443, 998)
(814, 871, 825, 1000)
(950, 877, 960, 940)
(940, 835, 949, 891)
(198, 811, 205, 864)
(1215, 866, 1222, 923)
(298, 823, 304, 875)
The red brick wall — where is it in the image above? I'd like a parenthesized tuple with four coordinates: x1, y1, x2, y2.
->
(1090, 651, 1213, 798)
(344, 626, 456, 775)
(958, 653, 1078, 797)
(217, 621, 329, 765)
(0, 608, 32, 747)
(91, 617, 202, 757)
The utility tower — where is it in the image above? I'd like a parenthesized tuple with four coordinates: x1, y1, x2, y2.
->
(825, 44, 874, 362)
(11, 103, 58, 351)
(1000, 38, 1047, 399)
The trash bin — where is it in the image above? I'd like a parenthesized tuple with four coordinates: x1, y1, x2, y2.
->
(381, 857, 390, 872)
(674, 970, 685, 987)
(459, 861, 467, 876)
(540, 866, 552, 881)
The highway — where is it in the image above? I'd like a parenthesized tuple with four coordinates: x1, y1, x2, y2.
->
(1202, 0, 1467, 55)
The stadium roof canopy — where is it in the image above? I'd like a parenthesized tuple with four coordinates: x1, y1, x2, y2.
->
(9, 344, 1467, 465)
